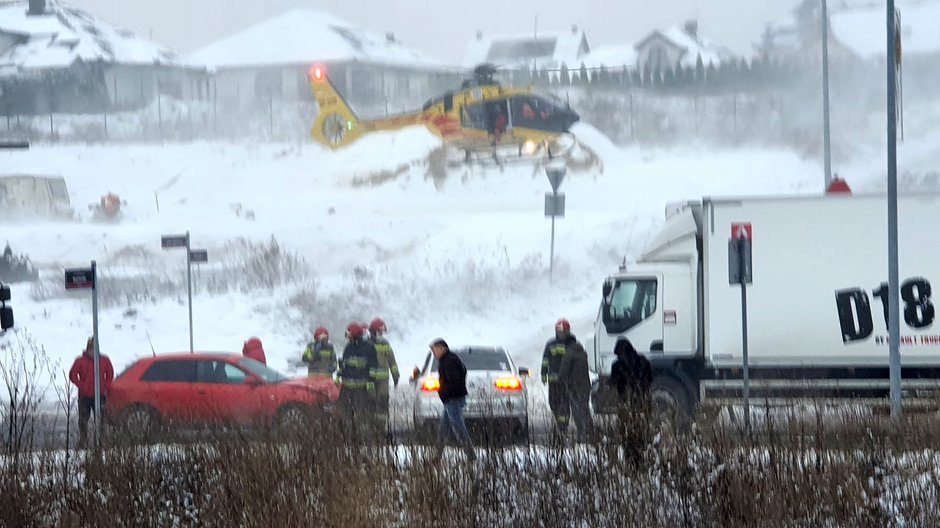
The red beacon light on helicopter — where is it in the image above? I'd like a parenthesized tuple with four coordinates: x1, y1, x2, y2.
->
(310, 64, 325, 82)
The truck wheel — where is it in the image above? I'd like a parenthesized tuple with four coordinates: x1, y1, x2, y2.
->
(651, 375, 693, 427)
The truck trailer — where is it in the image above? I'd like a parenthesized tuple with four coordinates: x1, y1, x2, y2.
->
(588, 193, 940, 416)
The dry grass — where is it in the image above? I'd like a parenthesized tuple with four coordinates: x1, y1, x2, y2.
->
(3, 337, 940, 527)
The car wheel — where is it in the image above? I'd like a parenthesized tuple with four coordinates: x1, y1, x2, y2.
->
(277, 404, 311, 431)
(121, 405, 158, 439)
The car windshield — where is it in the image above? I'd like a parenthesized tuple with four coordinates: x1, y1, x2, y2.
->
(431, 350, 511, 372)
(238, 358, 289, 383)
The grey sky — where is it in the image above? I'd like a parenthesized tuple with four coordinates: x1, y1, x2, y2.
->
(68, 0, 801, 63)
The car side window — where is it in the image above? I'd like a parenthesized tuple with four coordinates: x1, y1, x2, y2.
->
(196, 360, 248, 384)
(141, 360, 196, 382)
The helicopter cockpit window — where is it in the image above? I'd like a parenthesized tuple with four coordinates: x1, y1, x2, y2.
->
(443, 93, 453, 112)
(511, 97, 554, 128)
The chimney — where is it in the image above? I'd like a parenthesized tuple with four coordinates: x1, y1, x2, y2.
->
(684, 20, 699, 39)
(571, 24, 578, 35)
(386, 32, 395, 43)
(28, 0, 46, 16)
(476, 30, 483, 41)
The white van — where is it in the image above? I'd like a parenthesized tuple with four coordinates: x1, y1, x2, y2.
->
(0, 175, 73, 220)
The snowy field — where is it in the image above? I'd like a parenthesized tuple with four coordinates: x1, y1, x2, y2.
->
(1, 122, 938, 396)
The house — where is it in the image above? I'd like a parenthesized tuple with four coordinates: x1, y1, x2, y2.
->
(635, 20, 735, 75)
(578, 44, 638, 70)
(0, 0, 206, 115)
(186, 9, 461, 116)
(463, 25, 590, 71)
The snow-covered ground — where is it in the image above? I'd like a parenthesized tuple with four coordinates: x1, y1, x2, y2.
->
(0, 122, 936, 394)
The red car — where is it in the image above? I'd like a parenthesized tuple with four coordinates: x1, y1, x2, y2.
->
(105, 352, 339, 434)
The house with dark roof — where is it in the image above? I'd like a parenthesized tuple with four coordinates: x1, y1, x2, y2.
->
(0, 0, 206, 114)
(187, 9, 461, 117)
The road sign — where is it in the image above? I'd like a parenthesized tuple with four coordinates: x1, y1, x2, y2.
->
(189, 249, 208, 263)
(545, 167, 566, 193)
(161, 234, 188, 249)
(728, 238, 752, 284)
(544, 193, 566, 217)
(731, 222, 752, 240)
(65, 268, 96, 290)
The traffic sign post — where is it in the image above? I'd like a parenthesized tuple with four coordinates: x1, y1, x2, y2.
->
(162, 232, 196, 352)
(545, 167, 567, 283)
(729, 223, 752, 430)
(65, 262, 103, 437)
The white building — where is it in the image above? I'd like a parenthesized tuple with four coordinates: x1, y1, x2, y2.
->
(635, 20, 735, 75)
(187, 9, 460, 115)
(0, 0, 204, 114)
(462, 26, 590, 71)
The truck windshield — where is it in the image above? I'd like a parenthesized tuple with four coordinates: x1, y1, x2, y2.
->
(602, 278, 658, 334)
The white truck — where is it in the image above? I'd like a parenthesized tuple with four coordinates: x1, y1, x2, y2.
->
(588, 192, 940, 416)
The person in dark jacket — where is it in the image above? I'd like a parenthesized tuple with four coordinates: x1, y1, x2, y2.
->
(431, 338, 475, 461)
(558, 335, 594, 442)
(541, 318, 577, 436)
(338, 323, 380, 435)
(68, 336, 114, 447)
(609, 338, 653, 407)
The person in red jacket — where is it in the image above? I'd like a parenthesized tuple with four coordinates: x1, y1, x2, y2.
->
(68, 336, 114, 447)
(242, 336, 267, 365)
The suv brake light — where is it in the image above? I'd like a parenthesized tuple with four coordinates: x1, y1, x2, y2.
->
(494, 376, 523, 391)
(421, 378, 441, 392)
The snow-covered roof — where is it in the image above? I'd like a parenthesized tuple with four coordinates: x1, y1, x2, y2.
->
(637, 24, 735, 67)
(462, 28, 590, 70)
(578, 44, 638, 69)
(187, 9, 448, 71)
(831, 0, 940, 59)
(0, 0, 181, 75)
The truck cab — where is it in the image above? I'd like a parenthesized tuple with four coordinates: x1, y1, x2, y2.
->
(588, 205, 703, 416)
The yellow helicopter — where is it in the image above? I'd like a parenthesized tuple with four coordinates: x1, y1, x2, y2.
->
(308, 63, 580, 164)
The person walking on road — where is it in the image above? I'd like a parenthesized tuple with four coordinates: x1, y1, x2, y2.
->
(431, 338, 475, 461)
(69, 336, 114, 448)
(558, 331, 594, 442)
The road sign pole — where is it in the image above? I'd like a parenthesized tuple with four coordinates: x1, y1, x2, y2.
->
(186, 231, 193, 353)
(738, 238, 750, 431)
(550, 197, 556, 283)
(90, 260, 102, 438)
(887, 0, 902, 418)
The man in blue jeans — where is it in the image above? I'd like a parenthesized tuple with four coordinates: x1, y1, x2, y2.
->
(431, 338, 476, 461)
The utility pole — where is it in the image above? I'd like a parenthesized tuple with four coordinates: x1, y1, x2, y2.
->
(821, 0, 833, 189)
(886, 0, 901, 418)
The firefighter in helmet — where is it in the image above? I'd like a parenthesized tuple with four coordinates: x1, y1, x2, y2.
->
(542, 318, 574, 438)
(368, 317, 400, 433)
(337, 322, 380, 438)
(302, 326, 337, 378)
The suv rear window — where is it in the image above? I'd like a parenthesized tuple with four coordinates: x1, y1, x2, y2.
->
(141, 360, 196, 382)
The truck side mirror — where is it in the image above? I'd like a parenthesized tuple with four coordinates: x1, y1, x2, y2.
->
(518, 367, 530, 378)
(602, 280, 612, 298)
(410, 366, 420, 383)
